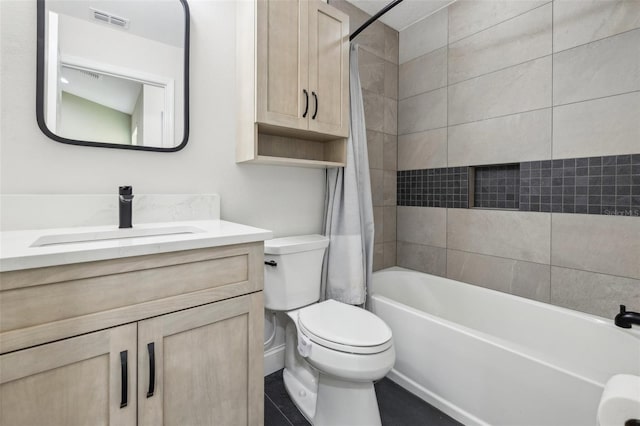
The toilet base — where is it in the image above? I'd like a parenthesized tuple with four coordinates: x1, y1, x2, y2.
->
(314, 374, 382, 426)
(283, 368, 317, 423)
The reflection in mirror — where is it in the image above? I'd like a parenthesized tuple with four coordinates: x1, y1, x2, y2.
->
(37, 0, 189, 151)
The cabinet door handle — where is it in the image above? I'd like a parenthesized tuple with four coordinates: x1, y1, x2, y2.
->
(120, 350, 128, 408)
(147, 342, 155, 398)
(302, 89, 309, 118)
(312, 91, 318, 120)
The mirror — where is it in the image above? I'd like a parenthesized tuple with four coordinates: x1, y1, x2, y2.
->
(36, 0, 189, 151)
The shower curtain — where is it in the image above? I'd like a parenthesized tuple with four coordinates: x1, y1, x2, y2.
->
(321, 44, 374, 306)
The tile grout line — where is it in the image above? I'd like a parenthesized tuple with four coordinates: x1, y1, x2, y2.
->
(398, 0, 551, 65)
(264, 392, 296, 426)
(398, 242, 640, 282)
(549, 0, 554, 299)
(398, 88, 640, 138)
(447, 1, 553, 46)
(395, 26, 400, 267)
(445, 5, 450, 273)
(400, 7, 637, 70)
(552, 26, 640, 56)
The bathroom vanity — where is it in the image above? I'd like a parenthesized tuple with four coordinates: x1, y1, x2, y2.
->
(0, 220, 271, 425)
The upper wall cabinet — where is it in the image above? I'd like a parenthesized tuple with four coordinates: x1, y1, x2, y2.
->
(237, 0, 350, 168)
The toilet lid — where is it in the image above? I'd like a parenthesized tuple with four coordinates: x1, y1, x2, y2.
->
(298, 300, 392, 354)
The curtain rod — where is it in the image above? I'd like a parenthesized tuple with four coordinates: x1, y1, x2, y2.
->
(349, 0, 405, 42)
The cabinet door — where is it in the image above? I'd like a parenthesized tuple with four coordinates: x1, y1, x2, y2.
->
(0, 324, 137, 426)
(308, 1, 349, 137)
(257, 0, 309, 130)
(138, 293, 264, 426)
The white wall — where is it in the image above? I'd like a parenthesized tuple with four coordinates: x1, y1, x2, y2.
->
(0, 0, 325, 237)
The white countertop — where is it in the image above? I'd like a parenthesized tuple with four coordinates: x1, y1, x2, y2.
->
(0, 220, 273, 272)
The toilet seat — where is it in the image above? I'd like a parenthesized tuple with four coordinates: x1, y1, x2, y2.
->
(298, 300, 393, 355)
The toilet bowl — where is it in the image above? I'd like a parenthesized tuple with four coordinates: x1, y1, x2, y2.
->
(264, 235, 395, 425)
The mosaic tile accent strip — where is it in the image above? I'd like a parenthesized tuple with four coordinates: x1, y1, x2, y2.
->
(520, 154, 640, 216)
(397, 167, 469, 208)
(473, 164, 520, 209)
(396, 154, 640, 216)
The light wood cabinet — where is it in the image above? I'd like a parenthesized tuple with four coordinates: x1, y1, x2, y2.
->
(138, 294, 263, 426)
(308, 1, 350, 137)
(0, 324, 137, 426)
(237, 0, 349, 168)
(0, 243, 265, 426)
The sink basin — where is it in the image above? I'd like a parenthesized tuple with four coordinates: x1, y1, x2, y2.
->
(30, 225, 207, 247)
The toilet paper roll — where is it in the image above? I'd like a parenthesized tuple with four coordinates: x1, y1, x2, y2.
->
(598, 374, 640, 426)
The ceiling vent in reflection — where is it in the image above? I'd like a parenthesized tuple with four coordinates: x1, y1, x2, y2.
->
(91, 8, 130, 29)
(77, 69, 102, 80)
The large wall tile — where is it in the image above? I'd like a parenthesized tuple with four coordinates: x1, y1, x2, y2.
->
(383, 170, 397, 206)
(551, 266, 640, 317)
(553, 0, 640, 52)
(448, 108, 551, 167)
(366, 130, 383, 169)
(399, 8, 448, 64)
(398, 128, 448, 170)
(373, 243, 384, 271)
(383, 206, 396, 242)
(398, 88, 447, 134)
(383, 134, 397, 171)
(448, 56, 551, 125)
(551, 214, 640, 279)
(553, 29, 640, 105)
(358, 20, 387, 60)
(447, 249, 551, 302)
(384, 25, 399, 64)
(447, 209, 551, 264)
(383, 97, 397, 135)
(383, 241, 397, 268)
(363, 90, 384, 132)
(384, 61, 398, 100)
(373, 206, 383, 244)
(370, 168, 383, 206)
(448, 0, 550, 43)
(397, 206, 447, 247)
(358, 48, 385, 95)
(397, 242, 447, 276)
(399, 47, 447, 100)
(553, 91, 640, 159)
(448, 4, 552, 85)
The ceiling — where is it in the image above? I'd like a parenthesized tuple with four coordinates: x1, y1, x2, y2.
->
(61, 66, 143, 115)
(345, 0, 455, 31)
(47, 0, 185, 47)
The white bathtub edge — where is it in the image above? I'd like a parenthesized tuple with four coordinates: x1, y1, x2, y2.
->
(387, 369, 489, 426)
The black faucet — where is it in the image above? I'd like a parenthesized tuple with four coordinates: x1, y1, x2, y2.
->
(615, 305, 640, 329)
(119, 186, 134, 229)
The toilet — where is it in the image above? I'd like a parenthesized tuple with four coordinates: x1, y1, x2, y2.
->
(264, 234, 395, 426)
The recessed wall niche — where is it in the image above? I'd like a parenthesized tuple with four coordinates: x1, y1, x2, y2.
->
(470, 164, 520, 210)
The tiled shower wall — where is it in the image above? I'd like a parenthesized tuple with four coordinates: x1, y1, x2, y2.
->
(330, 0, 399, 271)
(397, 0, 640, 317)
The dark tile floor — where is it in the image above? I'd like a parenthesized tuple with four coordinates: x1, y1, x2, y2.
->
(265, 370, 462, 426)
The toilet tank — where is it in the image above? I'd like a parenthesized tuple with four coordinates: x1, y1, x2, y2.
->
(263, 234, 330, 311)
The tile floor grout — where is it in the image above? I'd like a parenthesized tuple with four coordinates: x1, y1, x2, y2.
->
(265, 369, 461, 426)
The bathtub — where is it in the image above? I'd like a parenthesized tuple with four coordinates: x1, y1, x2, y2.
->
(370, 267, 640, 426)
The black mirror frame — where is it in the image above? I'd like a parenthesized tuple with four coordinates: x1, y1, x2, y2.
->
(36, 0, 190, 152)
